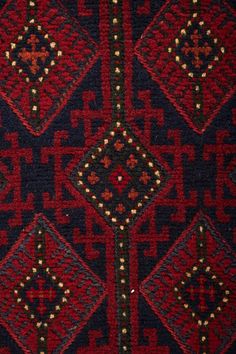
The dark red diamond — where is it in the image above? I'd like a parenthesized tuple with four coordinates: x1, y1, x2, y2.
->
(109, 165, 132, 194)
(0, 0, 99, 135)
(0, 214, 106, 353)
(69, 122, 169, 230)
(135, 0, 236, 133)
(140, 213, 236, 353)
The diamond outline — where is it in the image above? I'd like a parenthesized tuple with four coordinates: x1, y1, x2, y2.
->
(134, 0, 236, 134)
(67, 121, 170, 231)
(0, 0, 100, 136)
(140, 212, 236, 354)
(0, 213, 107, 353)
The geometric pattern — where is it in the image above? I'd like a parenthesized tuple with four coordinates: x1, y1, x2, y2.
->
(135, 0, 236, 133)
(69, 121, 169, 230)
(140, 213, 236, 354)
(0, 0, 98, 135)
(0, 214, 106, 353)
(0, 0, 235, 353)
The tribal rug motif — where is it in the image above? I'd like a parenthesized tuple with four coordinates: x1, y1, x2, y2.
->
(0, 0, 235, 353)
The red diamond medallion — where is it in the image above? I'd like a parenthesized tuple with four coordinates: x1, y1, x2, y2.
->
(0, 0, 99, 135)
(0, 214, 106, 353)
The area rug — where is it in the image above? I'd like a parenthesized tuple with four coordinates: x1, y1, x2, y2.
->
(0, 0, 235, 353)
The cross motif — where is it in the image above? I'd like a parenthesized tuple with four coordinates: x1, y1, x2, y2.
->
(18, 34, 49, 74)
(182, 29, 212, 69)
(26, 278, 56, 315)
(186, 275, 216, 313)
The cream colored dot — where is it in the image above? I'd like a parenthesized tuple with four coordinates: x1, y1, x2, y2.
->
(113, 18, 118, 24)
(122, 328, 127, 334)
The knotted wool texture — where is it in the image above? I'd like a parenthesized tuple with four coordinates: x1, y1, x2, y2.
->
(0, 0, 235, 353)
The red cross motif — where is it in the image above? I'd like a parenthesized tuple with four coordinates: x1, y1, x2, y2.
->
(182, 29, 212, 68)
(18, 34, 49, 74)
(26, 278, 56, 315)
(186, 275, 216, 312)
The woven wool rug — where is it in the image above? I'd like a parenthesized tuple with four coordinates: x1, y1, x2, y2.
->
(0, 0, 235, 353)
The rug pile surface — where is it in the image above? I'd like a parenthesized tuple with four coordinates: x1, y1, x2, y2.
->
(0, 0, 235, 353)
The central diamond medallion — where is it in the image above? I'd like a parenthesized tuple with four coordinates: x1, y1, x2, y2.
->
(69, 122, 169, 230)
